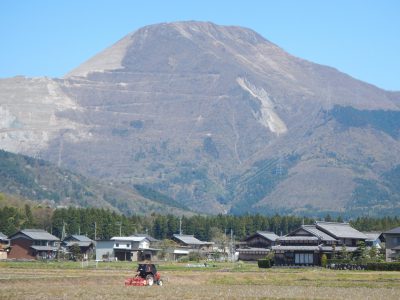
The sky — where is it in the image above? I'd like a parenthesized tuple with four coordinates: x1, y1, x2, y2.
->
(1, 0, 399, 91)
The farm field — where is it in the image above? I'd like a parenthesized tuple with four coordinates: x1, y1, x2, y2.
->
(1, 262, 400, 299)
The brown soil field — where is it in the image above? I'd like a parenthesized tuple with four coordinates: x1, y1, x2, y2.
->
(1, 266, 400, 299)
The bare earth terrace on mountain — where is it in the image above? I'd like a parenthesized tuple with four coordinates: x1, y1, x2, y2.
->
(1, 21, 400, 216)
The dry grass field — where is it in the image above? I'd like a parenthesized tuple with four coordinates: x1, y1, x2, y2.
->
(1, 262, 400, 299)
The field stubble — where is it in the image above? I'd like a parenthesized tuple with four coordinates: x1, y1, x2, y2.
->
(0, 264, 399, 299)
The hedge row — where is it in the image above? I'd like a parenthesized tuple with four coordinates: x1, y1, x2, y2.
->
(258, 259, 273, 268)
(366, 262, 400, 271)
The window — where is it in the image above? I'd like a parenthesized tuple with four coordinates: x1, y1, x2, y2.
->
(127, 244, 130, 248)
(115, 243, 119, 247)
(295, 253, 314, 264)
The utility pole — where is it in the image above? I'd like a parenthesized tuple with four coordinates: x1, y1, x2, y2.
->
(116, 222, 122, 236)
(179, 216, 182, 235)
(94, 222, 97, 241)
(61, 221, 66, 241)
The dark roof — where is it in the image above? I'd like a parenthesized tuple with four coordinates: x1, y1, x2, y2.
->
(245, 231, 279, 242)
(384, 227, 400, 235)
(315, 222, 367, 240)
(65, 241, 93, 248)
(11, 229, 59, 241)
(0, 232, 8, 240)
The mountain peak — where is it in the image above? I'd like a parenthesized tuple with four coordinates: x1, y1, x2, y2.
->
(65, 21, 274, 78)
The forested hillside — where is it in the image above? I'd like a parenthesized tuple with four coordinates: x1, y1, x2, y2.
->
(1, 202, 399, 241)
(0, 150, 189, 215)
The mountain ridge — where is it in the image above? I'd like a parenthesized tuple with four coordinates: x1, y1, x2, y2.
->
(1, 21, 400, 216)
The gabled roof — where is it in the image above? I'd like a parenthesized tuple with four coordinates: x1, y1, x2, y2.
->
(111, 236, 148, 242)
(301, 225, 337, 242)
(315, 222, 367, 240)
(384, 227, 400, 235)
(0, 232, 8, 240)
(173, 234, 212, 245)
(245, 231, 279, 242)
(363, 232, 382, 241)
(130, 234, 159, 242)
(67, 235, 93, 242)
(10, 229, 59, 241)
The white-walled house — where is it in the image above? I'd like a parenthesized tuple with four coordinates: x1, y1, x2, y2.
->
(95, 236, 160, 261)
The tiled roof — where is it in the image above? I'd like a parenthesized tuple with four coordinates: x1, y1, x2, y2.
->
(173, 234, 211, 245)
(0, 232, 8, 240)
(111, 236, 147, 242)
(255, 231, 280, 241)
(69, 235, 93, 242)
(363, 232, 382, 241)
(13, 229, 59, 241)
(301, 225, 337, 241)
(279, 236, 319, 241)
(237, 247, 270, 253)
(65, 241, 93, 247)
(315, 222, 367, 239)
(272, 245, 320, 251)
(384, 227, 400, 235)
(130, 234, 159, 242)
(30, 245, 58, 251)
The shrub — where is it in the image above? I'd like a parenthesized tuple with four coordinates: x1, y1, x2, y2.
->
(258, 259, 271, 268)
(321, 254, 328, 268)
(367, 262, 400, 271)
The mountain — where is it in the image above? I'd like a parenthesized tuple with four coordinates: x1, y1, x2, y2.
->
(1, 21, 400, 217)
(0, 149, 189, 215)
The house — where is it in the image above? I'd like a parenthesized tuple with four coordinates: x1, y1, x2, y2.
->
(382, 227, 400, 262)
(244, 231, 279, 248)
(238, 231, 279, 261)
(363, 232, 383, 249)
(8, 229, 60, 260)
(0, 232, 10, 260)
(172, 234, 214, 251)
(272, 222, 367, 266)
(95, 235, 160, 262)
(62, 235, 95, 260)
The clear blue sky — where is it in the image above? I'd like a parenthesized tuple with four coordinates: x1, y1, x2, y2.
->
(1, 0, 399, 91)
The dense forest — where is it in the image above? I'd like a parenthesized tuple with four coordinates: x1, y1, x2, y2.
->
(1, 200, 399, 241)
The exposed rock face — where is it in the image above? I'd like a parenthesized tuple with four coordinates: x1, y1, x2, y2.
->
(1, 21, 400, 216)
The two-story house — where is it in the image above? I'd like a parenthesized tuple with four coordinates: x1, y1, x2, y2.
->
(238, 231, 280, 261)
(383, 227, 400, 262)
(62, 234, 95, 260)
(8, 229, 60, 260)
(95, 235, 160, 262)
(272, 222, 367, 266)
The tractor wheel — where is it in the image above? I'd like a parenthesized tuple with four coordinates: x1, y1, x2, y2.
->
(157, 280, 163, 286)
(146, 274, 154, 286)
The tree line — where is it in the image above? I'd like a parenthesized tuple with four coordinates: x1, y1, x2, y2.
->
(1, 205, 400, 241)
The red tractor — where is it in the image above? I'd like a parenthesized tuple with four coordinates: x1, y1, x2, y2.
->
(125, 263, 163, 286)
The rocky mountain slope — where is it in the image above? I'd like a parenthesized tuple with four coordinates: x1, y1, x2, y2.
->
(1, 21, 400, 216)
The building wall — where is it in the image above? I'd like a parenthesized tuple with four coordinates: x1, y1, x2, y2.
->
(246, 237, 273, 248)
(8, 238, 35, 259)
(95, 240, 115, 261)
(0, 251, 7, 260)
